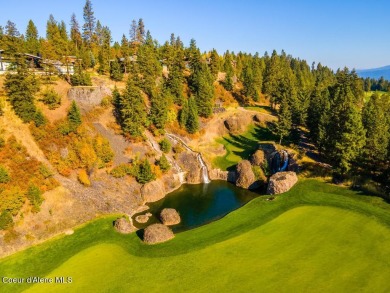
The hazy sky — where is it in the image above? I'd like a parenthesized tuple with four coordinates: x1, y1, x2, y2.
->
(1, 0, 389, 70)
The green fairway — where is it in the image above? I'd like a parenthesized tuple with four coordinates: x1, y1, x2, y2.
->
(1, 180, 390, 293)
(213, 124, 277, 170)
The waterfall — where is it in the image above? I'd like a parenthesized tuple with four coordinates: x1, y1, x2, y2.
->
(197, 154, 211, 184)
(166, 133, 211, 184)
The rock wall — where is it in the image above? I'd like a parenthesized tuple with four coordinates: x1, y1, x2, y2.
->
(68, 86, 112, 111)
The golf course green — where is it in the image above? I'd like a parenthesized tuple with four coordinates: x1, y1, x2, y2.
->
(1, 179, 390, 293)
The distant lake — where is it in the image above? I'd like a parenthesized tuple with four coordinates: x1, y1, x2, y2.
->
(133, 180, 259, 232)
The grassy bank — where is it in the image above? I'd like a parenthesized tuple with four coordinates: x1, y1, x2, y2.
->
(213, 124, 277, 170)
(1, 179, 390, 292)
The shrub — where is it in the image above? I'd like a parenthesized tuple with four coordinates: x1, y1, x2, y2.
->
(0, 211, 13, 230)
(78, 169, 91, 186)
(27, 185, 43, 213)
(0, 165, 10, 183)
(94, 136, 114, 164)
(33, 109, 47, 127)
(41, 88, 61, 109)
(39, 164, 54, 179)
(159, 138, 171, 153)
(252, 165, 267, 183)
(70, 72, 92, 86)
(110, 164, 133, 178)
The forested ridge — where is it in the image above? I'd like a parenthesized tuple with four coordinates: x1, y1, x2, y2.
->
(0, 0, 389, 228)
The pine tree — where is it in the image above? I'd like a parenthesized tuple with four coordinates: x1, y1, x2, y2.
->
(70, 13, 82, 52)
(186, 97, 199, 133)
(150, 90, 169, 130)
(136, 19, 145, 43)
(275, 99, 292, 144)
(136, 159, 155, 184)
(4, 66, 39, 122)
(25, 20, 40, 54)
(158, 154, 170, 172)
(110, 58, 123, 81)
(33, 109, 47, 127)
(82, 0, 96, 46)
(209, 49, 219, 77)
(119, 77, 147, 138)
(129, 19, 137, 42)
(362, 93, 389, 167)
(68, 100, 82, 132)
(97, 26, 111, 74)
(194, 68, 214, 118)
(179, 99, 189, 128)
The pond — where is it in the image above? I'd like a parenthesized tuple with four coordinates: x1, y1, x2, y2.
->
(133, 180, 259, 232)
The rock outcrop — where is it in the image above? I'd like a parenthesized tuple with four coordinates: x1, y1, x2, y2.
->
(258, 143, 277, 163)
(177, 151, 202, 184)
(114, 217, 136, 234)
(141, 180, 165, 203)
(68, 86, 112, 111)
(267, 171, 298, 195)
(224, 114, 252, 134)
(160, 208, 181, 226)
(235, 160, 259, 190)
(143, 224, 174, 244)
(251, 150, 266, 166)
(209, 168, 229, 181)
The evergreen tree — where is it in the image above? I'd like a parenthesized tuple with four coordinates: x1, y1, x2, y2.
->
(209, 49, 219, 77)
(274, 99, 292, 144)
(129, 19, 137, 42)
(68, 100, 82, 132)
(3, 20, 22, 55)
(25, 20, 40, 54)
(119, 77, 147, 138)
(223, 70, 234, 91)
(136, 159, 155, 184)
(186, 97, 199, 133)
(362, 93, 389, 167)
(82, 0, 96, 46)
(242, 63, 256, 100)
(70, 13, 82, 52)
(112, 86, 121, 114)
(4, 66, 39, 122)
(136, 18, 145, 43)
(150, 90, 169, 130)
(33, 109, 47, 127)
(179, 99, 189, 128)
(194, 67, 214, 118)
(0, 210, 13, 230)
(97, 26, 111, 74)
(158, 154, 170, 172)
(110, 58, 123, 81)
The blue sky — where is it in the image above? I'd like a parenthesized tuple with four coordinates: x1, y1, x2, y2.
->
(1, 0, 389, 70)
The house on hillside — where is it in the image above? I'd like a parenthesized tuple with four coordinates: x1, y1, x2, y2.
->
(0, 50, 12, 74)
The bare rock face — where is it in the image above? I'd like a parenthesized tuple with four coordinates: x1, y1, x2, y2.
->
(258, 143, 277, 164)
(114, 217, 136, 234)
(287, 153, 299, 173)
(160, 208, 181, 226)
(68, 86, 112, 111)
(143, 224, 174, 244)
(267, 171, 298, 195)
(251, 150, 266, 166)
(141, 180, 165, 203)
(209, 168, 229, 181)
(235, 160, 259, 190)
(177, 152, 202, 184)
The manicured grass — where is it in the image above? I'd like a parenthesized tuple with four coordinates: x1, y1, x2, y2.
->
(1, 179, 390, 292)
(213, 124, 277, 170)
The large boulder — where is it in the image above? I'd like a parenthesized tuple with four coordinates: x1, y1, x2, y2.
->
(160, 208, 181, 226)
(141, 180, 165, 203)
(267, 171, 298, 195)
(224, 114, 252, 134)
(114, 217, 136, 234)
(143, 224, 174, 244)
(251, 150, 266, 166)
(235, 160, 259, 190)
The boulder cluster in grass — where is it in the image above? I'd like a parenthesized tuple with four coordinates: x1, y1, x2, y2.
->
(143, 223, 174, 244)
(114, 217, 136, 234)
(267, 171, 298, 195)
(160, 208, 181, 226)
